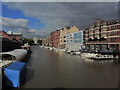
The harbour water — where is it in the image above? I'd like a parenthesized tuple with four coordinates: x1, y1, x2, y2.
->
(22, 46, 119, 88)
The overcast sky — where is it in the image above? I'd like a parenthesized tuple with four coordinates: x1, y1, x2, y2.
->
(2, 2, 119, 38)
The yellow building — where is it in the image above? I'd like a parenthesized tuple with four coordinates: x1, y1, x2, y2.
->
(59, 26, 79, 48)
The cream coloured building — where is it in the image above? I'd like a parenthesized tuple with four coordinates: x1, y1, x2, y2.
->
(59, 26, 79, 48)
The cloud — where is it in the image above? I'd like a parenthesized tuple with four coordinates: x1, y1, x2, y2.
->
(26, 29, 36, 33)
(2, 17, 28, 29)
(2, 17, 40, 38)
(4, 2, 118, 38)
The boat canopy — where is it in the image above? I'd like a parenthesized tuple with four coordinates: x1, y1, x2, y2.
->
(0, 49, 27, 60)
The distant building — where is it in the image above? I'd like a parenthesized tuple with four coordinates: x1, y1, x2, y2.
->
(66, 32, 74, 50)
(50, 30, 60, 48)
(0, 31, 13, 40)
(66, 30, 83, 51)
(59, 27, 68, 49)
(59, 26, 79, 49)
(42, 36, 51, 46)
(0, 31, 21, 52)
(7, 31, 23, 44)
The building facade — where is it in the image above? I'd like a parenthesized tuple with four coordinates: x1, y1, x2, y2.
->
(59, 27, 70, 49)
(59, 26, 79, 49)
(66, 30, 83, 51)
(50, 30, 60, 48)
(42, 36, 51, 46)
(0, 31, 22, 52)
(84, 19, 120, 52)
(7, 31, 23, 44)
(107, 20, 120, 51)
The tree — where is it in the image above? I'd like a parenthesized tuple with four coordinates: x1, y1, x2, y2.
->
(37, 39, 42, 45)
(23, 38, 34, 45)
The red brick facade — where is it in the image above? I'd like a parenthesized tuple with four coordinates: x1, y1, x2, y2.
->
(107, 20, 120, 50)
(84, 19, 120, 52)
(50, 30, 60, 48)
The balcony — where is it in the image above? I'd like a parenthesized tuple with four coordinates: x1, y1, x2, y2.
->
(84, 37, 108, 44)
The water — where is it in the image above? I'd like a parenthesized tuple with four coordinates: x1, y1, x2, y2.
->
(22, 46, 119, 88)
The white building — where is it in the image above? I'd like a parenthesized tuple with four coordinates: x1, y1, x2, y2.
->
(66, 30, 83, 51)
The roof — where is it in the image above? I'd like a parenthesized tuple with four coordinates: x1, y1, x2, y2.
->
(0, 49, 27, 60)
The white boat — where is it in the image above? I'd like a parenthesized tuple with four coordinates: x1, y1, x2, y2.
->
(49, 47, 53, 50)
(0, 49, 27, 67)
(54, 48, 58, 51)
(21, 45, 31, 54)
(72, 51, 81, 55)
(44, 46, 46, 48)
(65, 50, 71, 54)
(89, 54, 114, 60)
(80, 53, 97, 58)
(40, 46, 43, 48)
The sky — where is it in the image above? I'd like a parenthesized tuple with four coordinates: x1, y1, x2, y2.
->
(2, 2, 119, 38)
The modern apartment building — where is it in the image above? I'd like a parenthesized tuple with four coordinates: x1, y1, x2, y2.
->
(84, 19, 120, 52)
(107, 20, 120, 51)
(66, 30, 83, 51)
(66, 32, 74, 50)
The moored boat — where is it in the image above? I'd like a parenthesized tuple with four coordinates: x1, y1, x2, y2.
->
(80, 53, 97, 58)
(0, 49, 27, 67)
(21, 45, 31, 54)
(89, 54, 114, 60)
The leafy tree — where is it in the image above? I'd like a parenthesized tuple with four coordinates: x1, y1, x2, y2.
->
(37, 39, 42, 45)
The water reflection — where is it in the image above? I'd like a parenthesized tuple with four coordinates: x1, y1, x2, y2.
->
(22, 46, 118, 88)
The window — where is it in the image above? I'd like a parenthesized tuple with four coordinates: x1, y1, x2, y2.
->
(110, 31, 117, 35)
(110, 38, 116, 42)
(64, 40, 66, 42)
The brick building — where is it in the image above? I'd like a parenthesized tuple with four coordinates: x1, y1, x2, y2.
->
(50, 30, 60, 48)
(107, 20, 120, 51)
(84, 19, 120, 53)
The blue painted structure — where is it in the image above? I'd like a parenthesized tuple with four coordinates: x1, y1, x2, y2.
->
(5, 61, 26, 87)
(74, 31, 83, 43)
